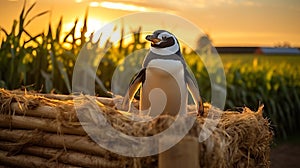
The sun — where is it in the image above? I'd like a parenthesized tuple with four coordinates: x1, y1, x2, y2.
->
(86, 18, 106, 37)
(63, 17, 106, 39)
(63, 17, 124, 48)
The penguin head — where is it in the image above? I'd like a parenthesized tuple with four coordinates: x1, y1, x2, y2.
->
(146, 30, 180, 55)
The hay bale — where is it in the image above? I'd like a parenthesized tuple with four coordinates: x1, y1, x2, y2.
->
(0, 89, 272, 167)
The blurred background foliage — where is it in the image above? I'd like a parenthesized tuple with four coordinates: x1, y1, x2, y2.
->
(0, 2, 299, 140)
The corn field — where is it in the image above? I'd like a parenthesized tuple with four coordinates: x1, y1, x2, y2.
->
(0, 2, 299, 140)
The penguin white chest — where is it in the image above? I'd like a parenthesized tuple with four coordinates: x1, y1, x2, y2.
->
(141, 59, 188, 117)
(146, 59, 185, 86)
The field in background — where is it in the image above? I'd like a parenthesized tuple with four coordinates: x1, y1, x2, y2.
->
(0, 2, 299, 140)
(220, 54, 300, 67)
(220, 54, 300, 139)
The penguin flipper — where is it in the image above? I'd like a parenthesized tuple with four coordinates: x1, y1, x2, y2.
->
(122, 68, 146, 110)
(186, 74, 204, 116)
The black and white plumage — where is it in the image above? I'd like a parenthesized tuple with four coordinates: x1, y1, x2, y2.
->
(122, 30, 204, 116)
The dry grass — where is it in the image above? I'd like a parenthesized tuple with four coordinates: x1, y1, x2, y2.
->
(0, 88, 272, 167)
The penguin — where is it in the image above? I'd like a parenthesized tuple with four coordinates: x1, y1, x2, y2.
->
(122, 30, 204, 117)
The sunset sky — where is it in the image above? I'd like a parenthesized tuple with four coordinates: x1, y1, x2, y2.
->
(1, 0, 299, 47)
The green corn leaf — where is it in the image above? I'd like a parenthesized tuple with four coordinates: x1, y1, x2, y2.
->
(47, 23, 53, 41)
(18, 0, 26, 34)
(292, 88, 300, 112)
(269, 99, 277, 122)
(41, 70, 52, 93)
(63, 19, 78, 43)
(0, 80, 6, 88)
(283, 102, 294, 132)
(24, 33, 43, 45)
(25, 10, 49, 28)
(24, 1, 36, 19)
(23, 29, 33, 39)
(80, 8, 88, 45)
(57, 60, 71, 93)
(55, 17, 63, 42)
(49, 51, 56, 82)
(0, 27, 9, 36)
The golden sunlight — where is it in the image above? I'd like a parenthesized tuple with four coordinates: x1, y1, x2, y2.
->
(63, 17, 134, 48)
(87, 18, 106, 36)
(91, 23, 122, 47)
(63, 18, 105, 38)
(96, 1, 148, 12)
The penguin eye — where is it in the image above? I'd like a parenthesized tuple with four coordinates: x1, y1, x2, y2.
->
(162, 36, 167, 40)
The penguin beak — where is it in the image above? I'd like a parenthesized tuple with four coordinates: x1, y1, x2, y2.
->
(146, 35, 161, 44)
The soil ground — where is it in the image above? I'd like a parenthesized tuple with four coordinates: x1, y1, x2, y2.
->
(270, 136, 300, 168)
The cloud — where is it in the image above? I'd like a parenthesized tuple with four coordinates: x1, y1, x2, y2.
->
(204, 0, 262, 7)
(86, 0, 206, 12)
(85, 0, 263, 12)
(97, 1, 149, 12)
(241, 1, 262, 7)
